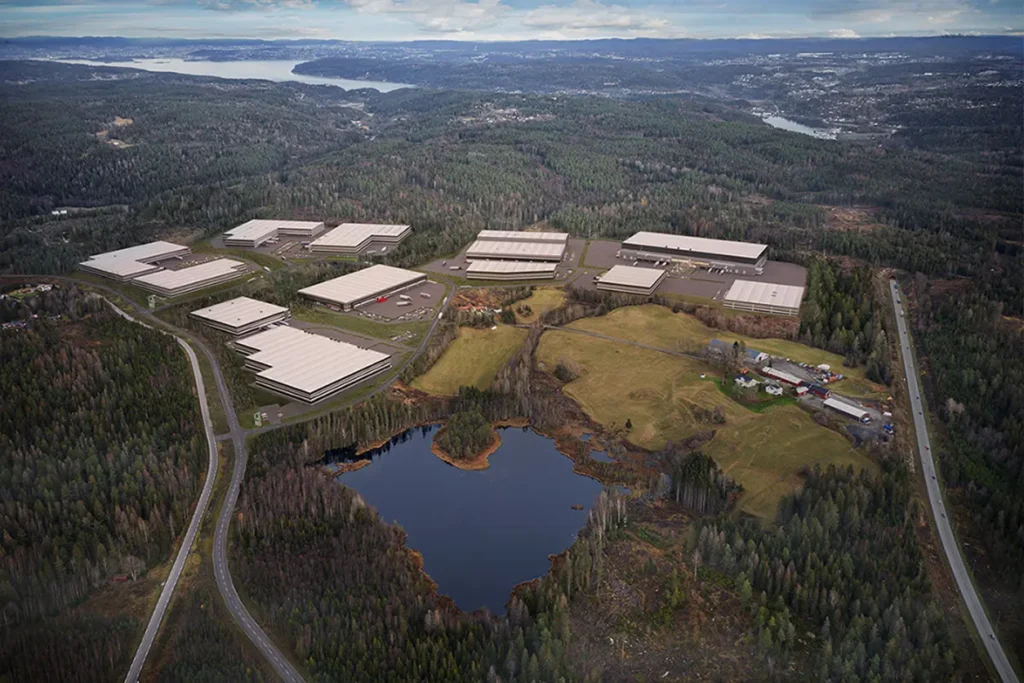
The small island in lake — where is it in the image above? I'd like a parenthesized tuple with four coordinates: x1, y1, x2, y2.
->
(431, 410, 500, 470)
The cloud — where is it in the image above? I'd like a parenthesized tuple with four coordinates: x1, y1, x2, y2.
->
(342, 0, 505, 32)
(827, 27, 860, 37)
(520, 0, 681, 37)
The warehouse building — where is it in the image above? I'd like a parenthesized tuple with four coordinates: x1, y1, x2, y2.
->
(466, 229, 569, 262)
(133, 259, 247, 298)
(190, 296, 289, 336)
(79, 241, 191, 282)
(622, 232, 768, 270)
(466, 260, 556, 281)
(723, 280, 805, 317)
(595, 265, 667, 296)
(223, 219, 325, 248)
(298, 264, 426, 311)
(310, 223, 412, 254)
(824, 397, 871, 423)
(476, 230, 569, 245)
(234, 326, 391, 403)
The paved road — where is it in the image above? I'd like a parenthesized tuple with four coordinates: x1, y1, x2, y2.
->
(100, 299, 220, 683)
(889, 281, 1019, 683)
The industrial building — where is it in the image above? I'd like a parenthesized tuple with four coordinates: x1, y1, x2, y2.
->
(222, 219, 325, 248)
(466, 260, 557, 281)
(824, 397, 871, 423)
(621, 232, 768, 270)
(310, 223, 412, 254)
(476, 230, 569, 244)
(189, 296, 289, 336)
(133, 259, 247, 298)
(723, 280, 805, 317)
(595, 265, 667, 296)
(761, 366, 804, 386)
(79, 241, 190, 282)
(298, 264, 426, 311)
(465, 229, 569, 262)
(233, 326, 391, 403)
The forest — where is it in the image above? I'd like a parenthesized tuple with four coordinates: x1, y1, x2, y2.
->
(435, 410, 495, 460)
(0, 284, 205, 682)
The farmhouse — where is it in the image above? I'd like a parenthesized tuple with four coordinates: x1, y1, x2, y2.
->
(233, 326, 391, 403)
(734, 375, 759, 389)
(79, 241, 190, 282)
(621, 232, 768, 270)
(595, 265, 667, 296)
(466, 260, 557, 281)
(310, 223, 411, 254)
(223, 219, 325, 248)
(189, 296, 289, 336)
(133, 259, 247, 298)
(298, 264, 426, 311)
(723, 280, 805, 317)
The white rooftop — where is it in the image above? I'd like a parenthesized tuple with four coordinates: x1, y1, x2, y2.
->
(298, 264, 424, 305)
(134, 259, 245, 290)
(466, 240, 566, 259)
(80, 240, 188, 274)
(239, 326, 389, 393)
(724, 280, 805, 309)
(623, 232, 767, 260)
(477, 230, 568, 244)
(311, 223, 410, 248)
(224, 219, 323, 241)
(599, 265, 665, 288)
(190, 296, 288, 327)
(466, 260, 557, 274)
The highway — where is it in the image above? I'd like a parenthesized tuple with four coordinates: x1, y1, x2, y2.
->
(889, 281, 1019, 683)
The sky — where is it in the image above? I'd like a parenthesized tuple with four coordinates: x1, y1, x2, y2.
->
(0, 0, 1021, 41)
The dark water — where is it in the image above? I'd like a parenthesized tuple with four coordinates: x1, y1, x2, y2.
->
(589, 449, 614, 463)
(337, 425, 603, 613)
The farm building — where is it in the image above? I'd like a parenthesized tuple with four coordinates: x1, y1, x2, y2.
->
(807, 384, 831, 399)
(621, 232, 768, 270)
(761, 366, 804, 386)
(189, 296, 289, 336)
(734, 375, 759, 389)
(824, 397, 870, 423)
(595, 265, 667, 296)
(723, 280, 805, 317)
(223, 219, 325, 248)
(310, 223, 411, 254)
(765, 383, 784, 396)
(298, 264, 426, 311)
(79, 241, 190, 282)
(466, 229, 568, 262)
(466, 260, 557, 281)
(133, 259, 247, 298)
(796, 386, 809, 397)
(707, 339, 768, 363)
(233, 326, 390, 403)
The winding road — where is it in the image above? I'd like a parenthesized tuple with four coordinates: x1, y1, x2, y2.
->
(889, 281, 1019, 683)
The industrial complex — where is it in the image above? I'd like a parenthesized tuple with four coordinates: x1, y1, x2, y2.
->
(223, 220, 325, 248)
(723, 280, 805, 317)
(310, 223, 412, 254)
(595, 265, 667, 295)
(466, 260, 557, 280)
(133, 259, 248, 298)
(79, 241, 191, 282)
(622, 232, 768, 270)
(233, 326, 391, 403)
(466, 229, 569, 262)
(298, 264, 427, 311)
(190, 296, 289, 336)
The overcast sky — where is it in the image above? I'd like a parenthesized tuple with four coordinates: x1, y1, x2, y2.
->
(1, 0, 1021, 41)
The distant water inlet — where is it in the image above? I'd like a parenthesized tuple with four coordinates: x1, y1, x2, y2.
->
(334, 425, 604, 613)
(757, 113, 839, 140)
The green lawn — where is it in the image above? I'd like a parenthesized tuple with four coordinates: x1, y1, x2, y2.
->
(413, 326, 527, 396)
(515, 287, 565, 324)
(191, 242, 286, 271)
(293, 306, 430, 345)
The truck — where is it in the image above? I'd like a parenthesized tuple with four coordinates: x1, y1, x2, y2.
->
(396, 301, 412, 307)
(399, 294, 412, 301)
(376, 296, 388, 303)
(420, 292, 432, 298)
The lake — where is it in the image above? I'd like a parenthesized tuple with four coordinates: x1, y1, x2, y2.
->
(336, 425, 604, 613)
(760, 114, 838, 140)
(55, 58, 410, 93)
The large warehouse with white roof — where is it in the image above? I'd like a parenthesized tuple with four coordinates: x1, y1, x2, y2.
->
(133, 259, 248, 298)
(595, 265, 667, 296)
(723, 280, 805, 317)
(79, 241, 190, 281)
(622, 232, 768, 270)
(223, 219, 325, 248)
(465, 229, 568, 262)
(310, 223, 411, 254)
(190, 296, 289, 336)
(233, 326, 391, 403)
(298, 264, 426, 310)
(466, 260, 557, 281)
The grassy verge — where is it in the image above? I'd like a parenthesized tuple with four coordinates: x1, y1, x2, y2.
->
(412, 326, 527, 396)
(194, 349, 229, 435)
(293, 306, 430, 345)
(514, 287, 565, 324)
(192, 242, 286, 271)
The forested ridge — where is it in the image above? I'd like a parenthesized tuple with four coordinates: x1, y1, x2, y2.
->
(0, 284, 205, 682)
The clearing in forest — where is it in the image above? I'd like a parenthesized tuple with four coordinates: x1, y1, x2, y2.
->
(536, 329, 873, 518)
(515, 287, 565, 324)
(413, 325, 527, 396)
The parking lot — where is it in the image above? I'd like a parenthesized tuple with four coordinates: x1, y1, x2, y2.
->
(353, 279, 446, 321)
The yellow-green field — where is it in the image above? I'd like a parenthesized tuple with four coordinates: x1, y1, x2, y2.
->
(536, 329, 874, 518)
(293, 307, 429, 345)
(413, 326, 527, 396)
(515, 287, 565, 324)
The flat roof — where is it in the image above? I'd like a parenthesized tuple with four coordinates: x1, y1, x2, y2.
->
(599, 265, 665, 288)
(466, 240, 566, 259)
(190, 296, 288, 327)
(477, 230, 568, 244)
(298, 264, 425, 306)
(311, 223, 410, 248)
(623, 232, 767, 260)
(724, 280, 805, 309)
(80, 240, 189, 275)
(134, 259, 246, 291)
(466, 260, 557, 275)
(225, 219, 323, 239)
(238, 326, 389, 394)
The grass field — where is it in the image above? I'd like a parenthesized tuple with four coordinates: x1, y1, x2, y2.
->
(293, 306, 430, 345)
(413, 326, 527, 396)
(515, 287, 565, 324)
(536, 329, 874, 518)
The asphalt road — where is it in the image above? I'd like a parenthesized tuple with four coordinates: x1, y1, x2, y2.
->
(100, 299, 220, 683)
(889, 281, 1019, 683)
